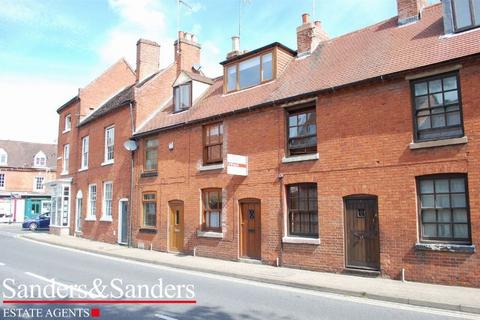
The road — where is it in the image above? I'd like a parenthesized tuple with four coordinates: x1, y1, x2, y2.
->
(0, 224, 477, 320)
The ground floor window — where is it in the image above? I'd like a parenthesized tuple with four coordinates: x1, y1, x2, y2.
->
(287, 183, 318, 238)
(202, 189, 222, 232)
(50, 184, 70, 227)
(142, 192, 157, 227)
(102, 182, 113, 219)
(417, 174, 471, 243)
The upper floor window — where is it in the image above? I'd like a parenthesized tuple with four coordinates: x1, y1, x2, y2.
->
(104, 126, 115, 163)
(34, 176, 45, 191)
(174, 82, 192, 113)
(64, 114, 72, 132)
(0, 148, 7, 166)
(226, 51, 273, 93)
(452, 0, 480, 32)
(62, 144, 69, 174)
(203, 122, 224, 165)
(34, 151, 46, 167)
(81, 136, 89, 170)
(0, 173, 5, 189)
(287, 106, 317, 156)
(202, 188, 222, 232)
(411, 73, 463, 142)
(144, 139, 158, 172)
(417, 174, 471, 244)
(287, 183, 318, 238)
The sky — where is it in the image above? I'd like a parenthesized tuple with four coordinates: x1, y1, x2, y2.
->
(0, 0, 439, 144)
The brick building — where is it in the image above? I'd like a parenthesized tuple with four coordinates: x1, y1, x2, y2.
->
(57, 0, 480, 286)
(0, 140, 56, 223)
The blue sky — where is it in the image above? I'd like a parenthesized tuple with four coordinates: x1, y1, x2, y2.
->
(0, 0, 438, 143)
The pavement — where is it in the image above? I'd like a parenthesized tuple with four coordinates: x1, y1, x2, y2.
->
(14, 230, 480, 316)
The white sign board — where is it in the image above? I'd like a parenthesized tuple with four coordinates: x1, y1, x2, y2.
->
(227, 154, 248, 176)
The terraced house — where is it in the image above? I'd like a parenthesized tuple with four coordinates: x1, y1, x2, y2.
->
(55, 0, 480, 287)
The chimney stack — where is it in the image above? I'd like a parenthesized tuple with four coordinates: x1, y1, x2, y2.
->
(396, 0, 429, 25)
(296, 13, 328, 57)
(136, 39, 160, 83)
(174, 31, 201, 75)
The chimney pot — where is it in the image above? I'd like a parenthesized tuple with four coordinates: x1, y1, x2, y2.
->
(302, 13, 310, 24)
(232, 36, 240, 52)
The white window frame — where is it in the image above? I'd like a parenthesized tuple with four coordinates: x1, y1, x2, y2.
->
(62, 144, 69, 175)
(0, 173, 5, 189)
(50, 184, 71, 227)
(34, 176, 45, 191)
(103, 126, 115, 165)
(80, 136, 89, 170)
(101, 181, 113, 221)
(0, 148, 7, 166)
(33, 151, 47, 168)
(86, 184, 97, 220)
(64, 114, 72, 133)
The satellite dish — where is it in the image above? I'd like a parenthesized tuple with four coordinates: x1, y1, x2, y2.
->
(192, 64, 202, 72)
(123, 140, 138, 151)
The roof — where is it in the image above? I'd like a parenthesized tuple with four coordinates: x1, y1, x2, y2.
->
(184, 71, 214, 85)
(0, 140, 57, 170)
(56, 95, 79, 113)
(134, 4, 480, 137)
(79, 85, 135, 126)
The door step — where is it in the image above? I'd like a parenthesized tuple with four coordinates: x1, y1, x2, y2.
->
(342, 268, 381, 278)
(238, 257, 262, 265)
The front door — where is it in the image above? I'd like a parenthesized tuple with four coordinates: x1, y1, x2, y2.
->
(118, 200, 128, 244)
(240, 200, 261, 260)
(75, 198, 82, 233)
(345, 197, 380, 270)
(169, 201, 184, 252)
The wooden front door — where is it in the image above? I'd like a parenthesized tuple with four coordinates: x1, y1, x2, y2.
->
(240, 200, 261, 259)
(345, 197, 380, 270)
(169, 202, 184, 252)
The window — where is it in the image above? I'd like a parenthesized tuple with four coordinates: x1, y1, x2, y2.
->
(202, 189, 222, 231)
(81, 136, 89, 169)
(64, 114, 72, 132)
(104, 126, 115, 163)
(51, 185, 70, 227)
(287, 107, 317, 156)
(34, 151, 46, 167)
(0, 173, 5, 188)
(174, 82, 192, 112)
(144, 139, 158, 172)
(0, 148, 7, 166)
(142, 192, 157, 227)
(417, 175, 471, 243)
(411, 73, 463, 142)
(452, 0, 480, 32)
(88, 184, 97, 218)
(287, 183, 318, 238)
(203, 122, 224, 164)
(63, 144, 69, 174)
(226, 51, 274, 92)
(102, 182, 113, 219)
(34, 177, 44, 191)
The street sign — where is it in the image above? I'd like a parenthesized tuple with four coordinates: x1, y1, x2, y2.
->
(227, 154, 248, 176)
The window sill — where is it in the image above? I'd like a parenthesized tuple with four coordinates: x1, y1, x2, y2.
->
(62, 129, 71, 134)
(282, 236, 320, 245)
(60, 171, 69, 176)
(99, 216, 112, 222)
(101, 160, 114, 167)
(141, 171, 158, 178)
(78, 167, 88, 172)
(139, 227, 157, 234)
(84, 217, 96, 221)
(197, 230, 223, 239)
(409, 136, 468, 150)
(282, 153, 319, 164)
(198, 163, 224, 172)
(415, 242, 475, 253)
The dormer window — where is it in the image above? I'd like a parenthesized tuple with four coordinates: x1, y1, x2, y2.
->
(452, 0, 480, 32)
(225, 51, 273, 93)
(34, 151, 47, 167)
(0, 148, 7, 166)
(174, 82, 192, 112)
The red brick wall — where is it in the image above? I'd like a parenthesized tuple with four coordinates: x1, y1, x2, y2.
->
(133, 60, 480, 287)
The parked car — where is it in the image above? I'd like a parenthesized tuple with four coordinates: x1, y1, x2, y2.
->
(22, 213, 50, 231)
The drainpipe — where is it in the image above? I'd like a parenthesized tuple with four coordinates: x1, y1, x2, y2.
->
(128, 101, 135, 248)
